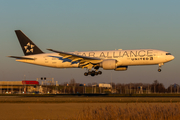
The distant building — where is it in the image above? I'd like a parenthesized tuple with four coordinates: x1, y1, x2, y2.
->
(98, 83, 112, 88)
(0, 80, 39, 94)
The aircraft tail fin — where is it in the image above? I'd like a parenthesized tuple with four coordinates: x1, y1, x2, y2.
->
(15, 30, 44, 56)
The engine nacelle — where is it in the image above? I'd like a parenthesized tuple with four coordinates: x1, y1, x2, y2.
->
(114, 66, 128, 71)
(101, 59, 117, 70)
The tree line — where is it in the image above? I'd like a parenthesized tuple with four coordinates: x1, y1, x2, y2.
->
(48, 79, 180, 94)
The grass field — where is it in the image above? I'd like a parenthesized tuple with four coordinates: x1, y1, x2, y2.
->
(1, 103, 180, 120)
(1, 96, 180, 120)
(75, 103, 180, 120)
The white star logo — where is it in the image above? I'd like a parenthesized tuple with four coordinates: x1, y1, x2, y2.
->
(24, 42, 34, 53)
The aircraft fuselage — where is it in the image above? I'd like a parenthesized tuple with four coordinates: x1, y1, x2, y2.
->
(16, 49, 174, 68)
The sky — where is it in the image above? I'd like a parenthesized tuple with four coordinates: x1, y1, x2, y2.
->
(0, 1, 179, 87)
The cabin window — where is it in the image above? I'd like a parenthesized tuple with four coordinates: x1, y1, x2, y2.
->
(150, 57, 153, 60)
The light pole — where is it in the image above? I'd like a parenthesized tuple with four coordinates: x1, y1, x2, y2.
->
(130, 83, 131, 94)
(111, 72, 112, 93)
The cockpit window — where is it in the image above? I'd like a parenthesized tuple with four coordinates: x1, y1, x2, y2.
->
(166, 53, 171, 55)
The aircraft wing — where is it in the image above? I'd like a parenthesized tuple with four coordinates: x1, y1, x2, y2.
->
(8, 56, 35, 60)
(47, 49, 102, 68)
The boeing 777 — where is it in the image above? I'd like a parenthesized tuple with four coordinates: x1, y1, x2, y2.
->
(9, 30, 175, 76)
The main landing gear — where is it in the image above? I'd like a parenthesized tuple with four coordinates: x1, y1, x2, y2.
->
(84, 70, 102, 76)
(84, 66, 102, 76)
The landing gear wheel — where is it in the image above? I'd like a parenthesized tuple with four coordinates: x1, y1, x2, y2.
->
(158, 69, 161, 72)
(98, 71, 102, 75)
(91, 74, 95, 76)
(85, 70, 102, 76)
(95, 72, 98, 75)
(91, 71, 95, 76)
(91, 71, 95, 74)
(88, 72, 91, 75)
(84, 72, 88, 76)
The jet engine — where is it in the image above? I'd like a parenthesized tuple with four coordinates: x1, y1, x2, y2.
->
(101, 59, 117, 70)
(101, 59, 128, 71)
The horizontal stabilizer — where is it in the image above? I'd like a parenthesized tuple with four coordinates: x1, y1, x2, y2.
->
(8, 56, 35, 60)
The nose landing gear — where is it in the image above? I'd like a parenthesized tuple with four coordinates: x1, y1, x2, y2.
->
(158, 69, 161, 72)
(158, 63, 163, 72)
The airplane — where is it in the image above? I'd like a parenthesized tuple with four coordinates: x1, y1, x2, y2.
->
(9, 30, 175, 76)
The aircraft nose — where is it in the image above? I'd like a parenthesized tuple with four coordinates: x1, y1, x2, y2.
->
(171, 55, 175, 60)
